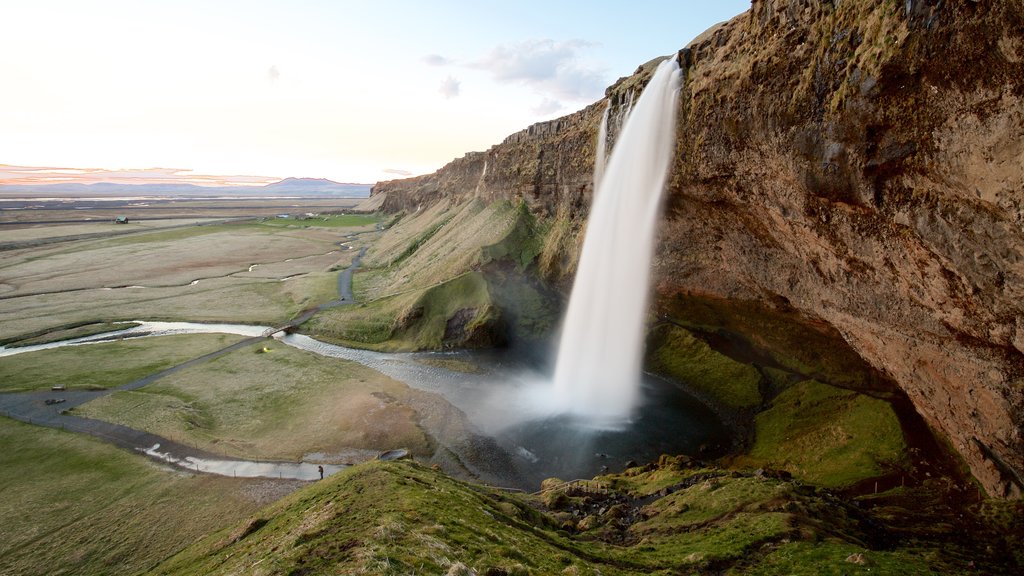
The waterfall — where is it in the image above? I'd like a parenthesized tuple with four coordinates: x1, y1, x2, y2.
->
(593, 103, 610, 190)
(551, 57, 682, 422)
(475, 160, 488, 197)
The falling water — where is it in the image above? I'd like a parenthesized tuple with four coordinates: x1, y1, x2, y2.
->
(551, 57, 682, 422)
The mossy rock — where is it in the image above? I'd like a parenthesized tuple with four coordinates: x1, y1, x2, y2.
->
(647, 323, 763, 411)
(741, 379, 907, 489)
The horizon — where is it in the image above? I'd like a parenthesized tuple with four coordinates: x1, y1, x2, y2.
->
(0, 167, 372, 188)
(1, 1, 748, 187)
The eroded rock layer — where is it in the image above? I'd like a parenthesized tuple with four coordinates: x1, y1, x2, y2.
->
(371, 0, 1024, 497)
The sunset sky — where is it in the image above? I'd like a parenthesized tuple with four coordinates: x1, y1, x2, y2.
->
(1, 1, 749, 186)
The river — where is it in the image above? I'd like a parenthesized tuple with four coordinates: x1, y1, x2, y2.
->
(0, 321, 730, 487)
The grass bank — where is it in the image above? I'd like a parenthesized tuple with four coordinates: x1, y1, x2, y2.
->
(306, 271, 500, 351)
(256, 213, 380, 229)
(152, 457, 991, 575)
(0, 418, 281, 576)
(72, 341, 444, 461)
(0, 333, 245, 392)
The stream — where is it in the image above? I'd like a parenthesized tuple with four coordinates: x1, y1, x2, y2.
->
(0, 321, 729, 487)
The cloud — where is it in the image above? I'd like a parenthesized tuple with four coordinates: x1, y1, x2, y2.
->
(439, 76, 461, 99)
(422, 54, 452, 66)
(383, 168, 413, 177)
(0, 164, 279, 187)
(532, 98, 564, 116)
(472, 39, 606, 101)
(267, 65, 280, 83)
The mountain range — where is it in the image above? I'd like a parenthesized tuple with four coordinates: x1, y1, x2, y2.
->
(0, 177, 371, 198)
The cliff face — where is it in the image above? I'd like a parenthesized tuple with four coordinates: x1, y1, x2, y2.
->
(371, 0, 1024, 497)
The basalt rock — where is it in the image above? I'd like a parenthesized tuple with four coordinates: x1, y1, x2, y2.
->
(370, 0, 1024, 498)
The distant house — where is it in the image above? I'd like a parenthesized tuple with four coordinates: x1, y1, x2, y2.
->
(114, 216, 129, 224)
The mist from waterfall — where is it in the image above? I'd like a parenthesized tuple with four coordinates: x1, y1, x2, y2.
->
(550, 57, 682, 423)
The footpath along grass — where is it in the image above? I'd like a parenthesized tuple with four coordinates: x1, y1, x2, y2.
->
(0, 333, 246, 392)
(0, 418, 275, 576)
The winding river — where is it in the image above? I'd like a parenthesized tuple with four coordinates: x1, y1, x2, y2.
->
(0, 320, 729, 486)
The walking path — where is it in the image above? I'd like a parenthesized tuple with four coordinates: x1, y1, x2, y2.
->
(263, 245, 366, 336)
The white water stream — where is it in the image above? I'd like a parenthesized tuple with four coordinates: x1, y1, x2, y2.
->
(551, 57, 682, 422)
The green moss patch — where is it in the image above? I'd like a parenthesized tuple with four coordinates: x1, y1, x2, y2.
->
(307, 271, 500, 351)
(480, 201, 545, 271)
(658, 295, 882, 392)
(151, 457, 961, 575)
(647, 324, 763, 411)
(741, 379, 907, 488)
(742, 540, 943, 576)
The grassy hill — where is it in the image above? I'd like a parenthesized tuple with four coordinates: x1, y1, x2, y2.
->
(150, 457, 1021, 575)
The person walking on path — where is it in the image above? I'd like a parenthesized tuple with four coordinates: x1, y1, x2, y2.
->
(318, 465, 324, 480)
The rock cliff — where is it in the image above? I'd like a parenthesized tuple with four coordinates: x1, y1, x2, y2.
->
(370, 0, 1024, 498)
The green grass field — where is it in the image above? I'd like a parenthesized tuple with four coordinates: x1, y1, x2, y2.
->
(256, 213, 380, 229)
(0, 418, 278, 576)
(73, 341, 440, 460)
(0, 333, 245, 392)
(0, 218, 364, 342)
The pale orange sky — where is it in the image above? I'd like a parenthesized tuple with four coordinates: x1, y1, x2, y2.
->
(1, 1, 749, 186)
(0, 165, 280, 187)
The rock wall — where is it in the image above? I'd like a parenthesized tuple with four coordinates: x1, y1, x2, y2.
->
(370, 0, 1024, 497)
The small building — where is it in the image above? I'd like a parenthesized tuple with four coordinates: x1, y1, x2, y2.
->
(114, 215, 129, 224)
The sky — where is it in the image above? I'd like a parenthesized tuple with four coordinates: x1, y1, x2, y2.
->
(0, 0, 750, 186)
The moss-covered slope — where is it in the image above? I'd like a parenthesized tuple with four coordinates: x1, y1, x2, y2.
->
(150, 458, 1021, 575)
(305, 197, 557, 351)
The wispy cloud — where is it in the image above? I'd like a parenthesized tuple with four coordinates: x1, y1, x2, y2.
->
(439, 76, 461, 99)
(422, 54, 452, 66)
(383, 168, 413, 177)
(532, 98, 564, 116)
(472, 39, 607, 104)
(267, 65, 280, 83)
(0, 164, 280, 187)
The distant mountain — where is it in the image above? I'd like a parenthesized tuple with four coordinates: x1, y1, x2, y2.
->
(263, 177, 369, 195)
(0, 177, 371, 198)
